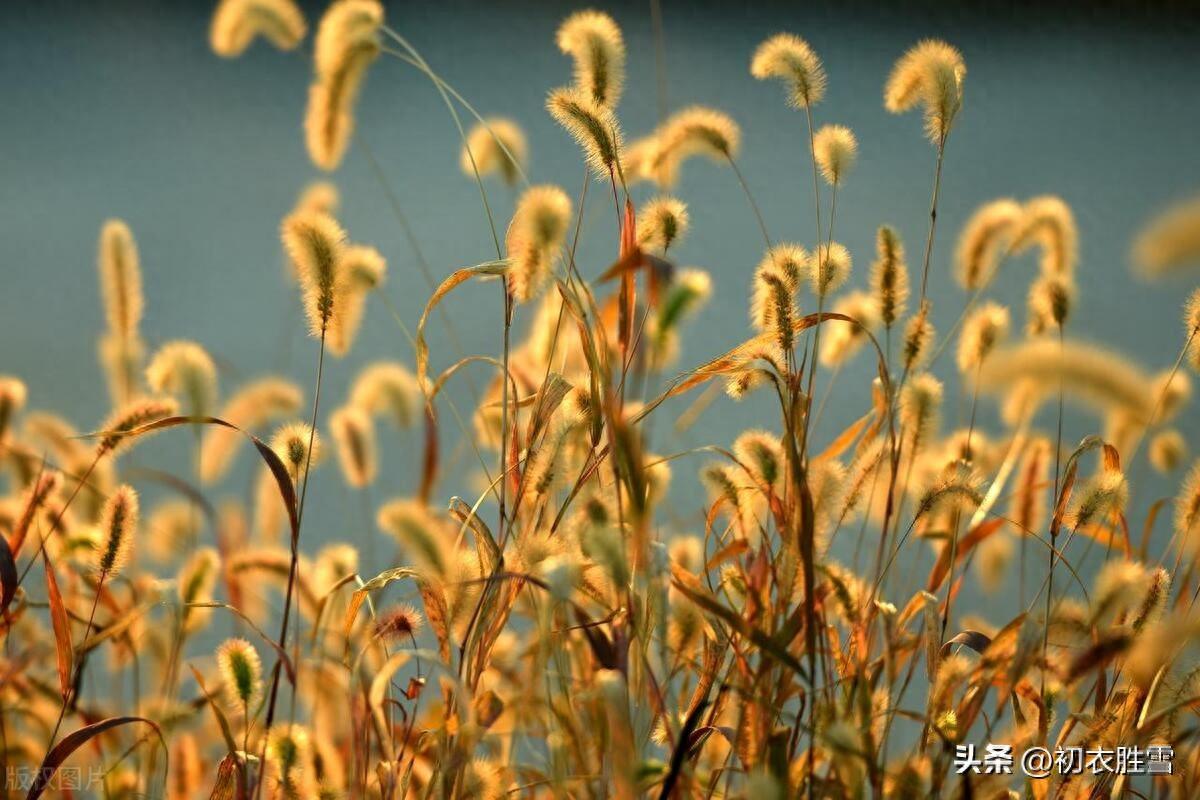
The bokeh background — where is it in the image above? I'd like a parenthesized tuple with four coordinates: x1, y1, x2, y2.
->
(3, 1, 1199, 622)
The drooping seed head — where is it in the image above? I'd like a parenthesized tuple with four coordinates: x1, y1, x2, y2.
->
(1068, 470, 1129, 531)
(199, 377, 303, 483)
(461, 118, 528, 186)
(1150, 430, 1188, 474)
(636, 196, 690, 254)
(305, 1, 383, 171)
(956, 302, 1010, 373)
(350, 362, 421, 428)
(1132, 195, 1200, 278)
(210, 0, 306, 57)
(884, 39, 966, 144)
(145, 340, 218, 418)
(954, 198, 1022, 290)
(546, 86, 623, 180)
(1012, 195, 1078, 277)
(750, 32, 826, 109)
(373, 603, 424, 641)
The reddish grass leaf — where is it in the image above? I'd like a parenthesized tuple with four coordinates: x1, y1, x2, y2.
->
(27, 716, 163, 800)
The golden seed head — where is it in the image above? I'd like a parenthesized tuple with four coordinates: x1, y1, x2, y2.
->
(329, 404, 377, 488)
(1132, 195, 1200, 278)
(1069, 470, 1129, 531)
(145, 340, 218, 418)
(1175, 460, 1200, 551)
(462, 118, 528, 186)
(750, 32, 826, 109)
(902, 304, 936, 373)
(306, 1, 383, 171)
(271, 421, 322, 479)
(210, 0, 306, 57)
(871, 225, 909, 326)
(1150, 430, 1188, 474)
(376, 499, 452, 578)
(281, 211, 348, 336)
(217, 637, 263, 708)
(733, 430, 784, 491)
(956, 301, 1010, 373)
(954, 198, 1023, 290)
(1026, 273, 1075, 335)
(546, 86, 623, 180)
(505, 184, 572, 303)
(658, 105, 742, 163)
(556, 10, 626, 109)
(178, 547, 220, 631)
(811, 242, 852, 298)
(636, 196, 690, 253)
(884, 39, 966, 143)
(97, 219, 144, 340)
(97, 396, 180, 457)
(95, 484, 138, 577)
(350, 362, 421, 428)
(1013, 195, 1078, 277)
(293, 181, 340, 217)
(900, 372, 943, 445)
(313, 0, 383, 77)
(820, 291, 881, 368)
(199, 377, 303, 483)
(812, 124, 858, 186)
(374, 603, 424, 640)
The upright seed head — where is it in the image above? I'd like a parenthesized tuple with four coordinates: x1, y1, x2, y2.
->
(505, 185, 572, 303)
(1175, 460, 1200, 558)
(281, 211, 348, 336)
(812, 124, 858, 186)
(902, 303, 936, 373)
(462, 118, 528, 186)
(271, 422, 322, 485)
(900, 373, 943, 446)
(954, 199, 1022, 290)
(217, 638, 263, 710)
(871, 225, 909, 326)
(750, 33, 826, 109)
(98, 331, 146, 407)
(810, 242, 852, 298)
(329, 405, 377, 488)
(178, 547, 220, 632)
(1068, 469, 1129, 531)
(210, 0, 306, 57)
(956, 302, 1010, 373)
(546, 87, 623, 180)
(884, 40, 966, 143)
(1027, 273, 1075, 336)
(145, 340, 218, 418)
(1185, 288, 1200, 372)
(555, 10, 626, 108)
(97, 219, 144, 340)
(95, 485, 138, 577)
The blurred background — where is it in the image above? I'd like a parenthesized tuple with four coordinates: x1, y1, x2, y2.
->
(3, 1, 1199, 622)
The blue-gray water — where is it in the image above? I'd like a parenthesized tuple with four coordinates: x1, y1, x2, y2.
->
(3, 1, 1199, 626)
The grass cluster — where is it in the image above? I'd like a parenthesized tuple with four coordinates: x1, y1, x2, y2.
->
(3, 2, 1200, 798)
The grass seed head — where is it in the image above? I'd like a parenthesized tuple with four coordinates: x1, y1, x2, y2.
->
(95, 484, 138, 577)
(462, 118, 528, 186)
(812, 124, 857, 186)
(210, 0, 306, 57)
(556, 10, 626, 109)
(329, 405, 377, 488)
(750, 32, 826, 109)
(145, 340, 218, 418)
(954, 198, 1022, 290)
(871, 225, 909, 326)
(505, 185, 572, 303)
(546, 86, 623, 180)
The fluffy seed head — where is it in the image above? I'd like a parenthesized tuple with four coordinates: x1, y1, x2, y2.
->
(556, 10, 625, 108)
(955, 199, 1022, 290)
(733, 430, 784, 492)
(327, 245, 386, 357)
(884, 40, 966, 143)
(305, 1, 382, 171)
(350, 362, 421, 428)
(271, 422, 322, 481)
(97, 396, 180, 457)
(217, 637, 263, 709)
(812, 124, 857, 186)
(374, 603, 424, 641)
(820, 291, 881, 367)
(1068, 470, 1128, 530)
(546, 86, 623, 180)
(1012, 196, 1078, 277)
(750, 33, 826, 108)
(0, 377, 27, 444)
(376, 499, 451, 578)
(636, 196, 690, 253)
(281, 211, 348, 336)
(462, 118, 528, 186)
(505, 185, 572, 303)
(1026, 273, 1075, 336)
(199, 378, 303, 483)
(1150, 430, 1188, 474)
(658, 106, 741, 163)
(97, 219, 144, 340)
(902, 303, 936, 373)
(329, 405, 377, 488)
(178, 547, 220, 631)
(871, 225, 909, 326)
(900, 373, 943, 445)
(210, 0, 306, 57)
(95, 485, 138, 577)
(1150, 369, 1191, 424)
(293, 181, 339, 217)
(145, 340, 218, 418)
(1133, 195, 1200, 277)
(956, 302, 1010, 373)
(1176, 460, 1200, 554)
(811, 242, 852, 297)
